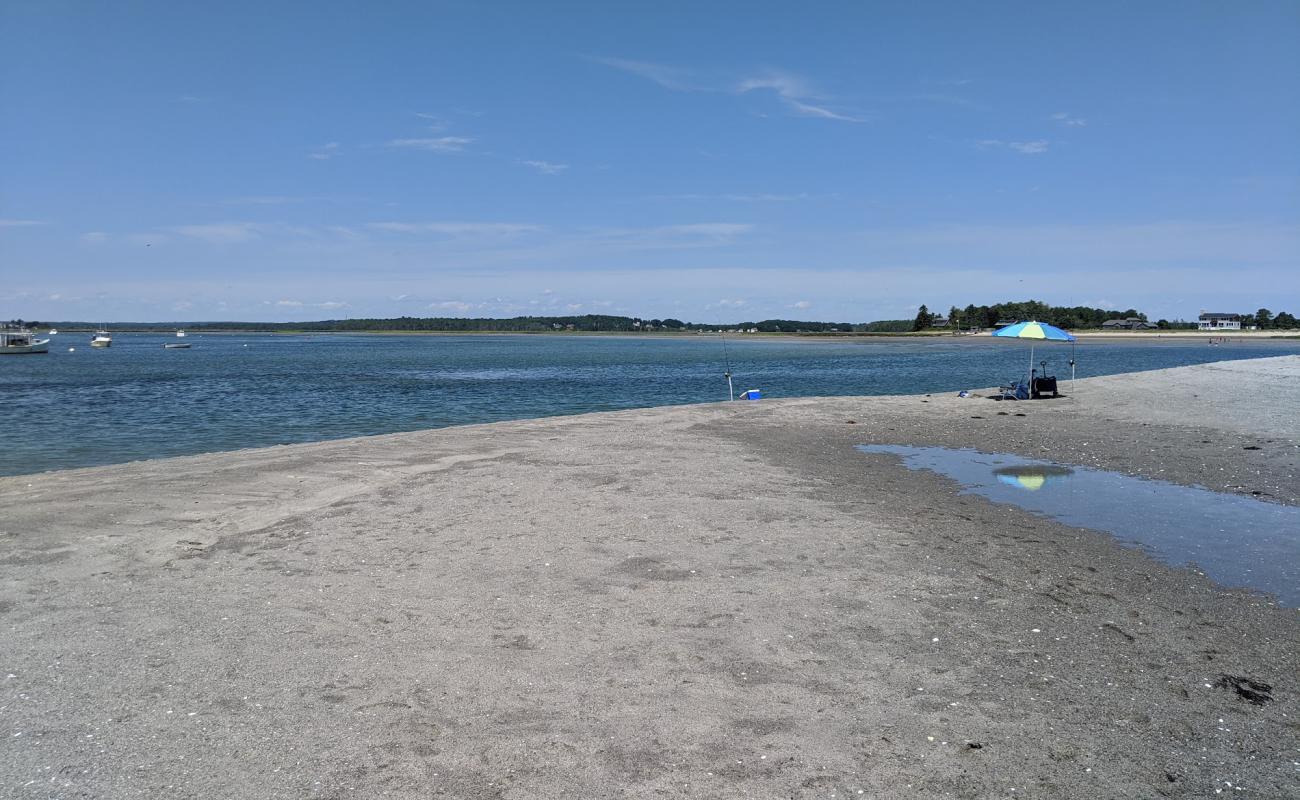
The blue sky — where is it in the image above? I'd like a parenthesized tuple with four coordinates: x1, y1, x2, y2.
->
(2, 0, 1297, 323)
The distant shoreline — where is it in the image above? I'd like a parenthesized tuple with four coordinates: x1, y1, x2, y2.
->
(40, 327, 1300, 342)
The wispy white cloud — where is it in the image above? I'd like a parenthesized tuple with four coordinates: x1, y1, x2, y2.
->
(851, 221, 1300, 268)
(584, 223, 754, 250)
(308, 142, 341, 160)
(591, 57, 862, 122)
(792, 300, 812, 309)
(1051, 112, 1087, 127)
(269, 298, 347, 311)
(649, 192, 819, 202)
(368, 221, 544, 237)
(430, 300, 481, 312)
(223, 195, 301, 206)
(521, 159, 569, 175)
(414, 113, 449, 131)
(387, 136, 474, 153)
(170, 222, 266, 243)
(656, 223, 752, 238)
(1008, 141, 1050, 154)
(738, 71, 863, 122)
(978, 139, 1050, 155)
(587, 56, 699, 91)
(0, 218, 46, 228)
(1009, 140, 1049, 154)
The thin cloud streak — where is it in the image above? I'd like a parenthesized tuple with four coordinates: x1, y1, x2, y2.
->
(586, 56, 700, 91)
(308, 142, 341, 160)
(737, 71, 864, 122)
(170, 222, 267, 243)
(386, 136, 474, 153)
(1051, 112, 1087, 127)
(591, 57, 863, 122)
(521, 160, 569, 175)
(648, 192, 817, 202)
(368, 222, 544, 237)
(978, 139, 1050, 154)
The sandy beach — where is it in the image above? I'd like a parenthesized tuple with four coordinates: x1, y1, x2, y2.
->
(2, 357, 1297, 798)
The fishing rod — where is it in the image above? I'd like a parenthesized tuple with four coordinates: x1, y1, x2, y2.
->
(720, 330, 734, 401)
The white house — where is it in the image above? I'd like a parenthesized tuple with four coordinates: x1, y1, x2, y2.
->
(1198, 312, 1242, 331)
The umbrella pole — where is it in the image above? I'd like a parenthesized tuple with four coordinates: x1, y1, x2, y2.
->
(1028, 344, 1035, 393)
(1071, 341, 1076, 393)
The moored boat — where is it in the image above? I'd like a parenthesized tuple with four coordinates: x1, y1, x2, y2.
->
(90, 329, 113, 347)
(163, 343, 191, 349)
(1, 324, 51, 355)
(176, 329, 186, 338)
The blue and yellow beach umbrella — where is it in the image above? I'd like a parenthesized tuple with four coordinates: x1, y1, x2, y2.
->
(991, 320, 1077, 390)
(990, 320, 1077, 342)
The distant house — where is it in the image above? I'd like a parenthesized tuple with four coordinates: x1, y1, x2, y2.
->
(1101, 317, 1157, 330)
(929, 317, 949, 328)
(1198, 312, 1241, 331)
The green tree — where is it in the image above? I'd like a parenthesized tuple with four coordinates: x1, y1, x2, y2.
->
(1256, 308, 1273, 329)
(1273, 311, 1296, 329)
(948, 305, 960, 330)
(911, 304, 932, 332)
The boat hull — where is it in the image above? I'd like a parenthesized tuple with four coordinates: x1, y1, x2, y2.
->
(90, 340, 111, 348)
(0, 341, 50, 355)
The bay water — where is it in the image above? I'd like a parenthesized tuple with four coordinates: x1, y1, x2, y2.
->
(3, 333, 1297, 476)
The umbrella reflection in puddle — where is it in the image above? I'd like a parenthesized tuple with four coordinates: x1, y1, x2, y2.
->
(993, 464, 1074, 491)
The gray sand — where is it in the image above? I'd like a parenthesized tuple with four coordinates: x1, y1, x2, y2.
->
(2, 357, 1297, 798)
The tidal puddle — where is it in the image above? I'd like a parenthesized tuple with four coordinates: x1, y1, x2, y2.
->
(858, 445, 1300, 607)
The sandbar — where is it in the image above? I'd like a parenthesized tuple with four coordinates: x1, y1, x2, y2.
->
(1, 357, 1297, 798)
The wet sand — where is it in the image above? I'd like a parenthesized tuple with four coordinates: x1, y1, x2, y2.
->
(1, 357, 1297, 798)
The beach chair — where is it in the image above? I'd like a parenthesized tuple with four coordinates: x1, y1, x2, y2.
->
(995, 380, 1029, 401)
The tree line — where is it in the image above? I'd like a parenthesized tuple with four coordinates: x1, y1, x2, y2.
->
(1242, 308, 1296, 329)
(911, 301, 1152, 332)
(29, 315, 852, 334)
(25, 302, 1298, 334)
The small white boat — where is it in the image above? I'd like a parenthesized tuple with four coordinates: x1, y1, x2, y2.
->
(163, 343, 191, 349)
(176, 330, 186, 338)
(48, 328, 58, 335)
(90, 329, 112, 348)
(1, 324, 50, 355)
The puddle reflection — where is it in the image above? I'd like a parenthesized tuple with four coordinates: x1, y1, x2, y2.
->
(859, 444, 1300, 607)
(993, 464, 1074, 491)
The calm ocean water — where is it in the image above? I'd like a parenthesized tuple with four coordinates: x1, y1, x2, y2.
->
(3, 333, 1297, 476)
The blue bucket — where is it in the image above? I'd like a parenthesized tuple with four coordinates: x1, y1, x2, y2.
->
(740, 389, 762, 400)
